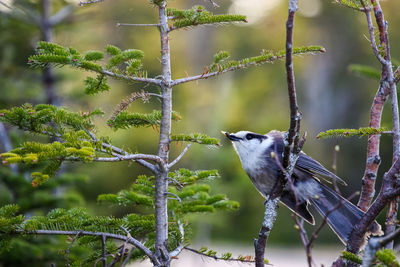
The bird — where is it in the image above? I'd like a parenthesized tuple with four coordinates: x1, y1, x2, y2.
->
(222, 130, 381, 244)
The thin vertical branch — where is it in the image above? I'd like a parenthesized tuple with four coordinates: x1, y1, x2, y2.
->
(254, 198, 280, 267)
(283, 0, 301, 169)
(155, 1, 172, 266)
(254, 0, 300, 266)
(368, 0, 400, 249)
(101, 234, 107, 267)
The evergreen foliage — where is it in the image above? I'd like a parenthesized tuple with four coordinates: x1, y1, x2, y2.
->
(317, 127, 388, 139)
(207, 46, 325, 73)
(167, 5, 247, 29)
(170, 133, 220, 146)
(108, 110, 181, 130)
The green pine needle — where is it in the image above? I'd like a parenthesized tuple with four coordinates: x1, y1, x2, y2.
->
(84, 75, 111, 95)
(167, 5, 247, 29)
(108, 110, 181, 130)
(170, 133, 220, 146)
(208, 46, 325, 73)
(317, 127, 388, 139)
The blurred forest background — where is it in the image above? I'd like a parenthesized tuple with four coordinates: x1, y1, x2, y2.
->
(1, 0, 400, 257)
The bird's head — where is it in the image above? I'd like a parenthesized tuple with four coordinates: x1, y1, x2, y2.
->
(221, 131, 273, 161)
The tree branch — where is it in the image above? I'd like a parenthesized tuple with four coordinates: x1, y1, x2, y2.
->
(171, 58, 279, 86)
(168, 144, 191, 168)
(100, 69, 162, 86)
(363, 227, 400, 267)
(117, 23, 160, 27)
(254, 197, 280, 267)
(347, 157, 400, 253)
(18, 229, 156, 263)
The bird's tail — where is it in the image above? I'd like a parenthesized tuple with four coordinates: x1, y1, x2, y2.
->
(310, 183, 365, 244)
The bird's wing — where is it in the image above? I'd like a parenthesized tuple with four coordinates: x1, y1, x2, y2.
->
(296, 152, 347, 185)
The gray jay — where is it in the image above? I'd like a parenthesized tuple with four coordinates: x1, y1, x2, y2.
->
(223, 130, 381, 244)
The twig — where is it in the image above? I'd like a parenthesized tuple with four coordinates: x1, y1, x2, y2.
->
(18, 229, 156, 263)
(101, 69, 162, 86)
(168, 144, 191, 168)
(48, 5, 74, 26)
(101, 234, 107, 267)
(283, 0, 301, 168)
(204, 0, 220, 8)
(121, 247, 135, 267)
(364, 8, 386, 65)
(169, 220, 184, 257)
(65, 231, 82, 266)
(117, 23, 160, 27)
(254, 1, 301, 266)
(166, 192, 182, 202)
(184, 247, 258, 264)
(171, 57, 280, 86)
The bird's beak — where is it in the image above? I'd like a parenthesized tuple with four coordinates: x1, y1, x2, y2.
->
(221, 131, 242, 141)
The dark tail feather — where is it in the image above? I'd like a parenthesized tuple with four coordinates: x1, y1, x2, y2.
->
(310, 183, 364, 244)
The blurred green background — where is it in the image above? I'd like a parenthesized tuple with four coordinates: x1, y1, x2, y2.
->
(1, 0, 399, 250)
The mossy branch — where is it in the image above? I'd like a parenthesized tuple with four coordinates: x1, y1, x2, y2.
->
(317, 127, 389, 139)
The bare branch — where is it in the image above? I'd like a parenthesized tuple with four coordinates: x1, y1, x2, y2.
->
(204, 0, 220, 8)
(168, 144, 191, 168)
(101, 69, 162, 86)
(49, 5, 74, 26)
(364, 8, 386, 65)
(184, 247, 259, 264)
(117, 23, 160, 27)
(348, 157, 400, 253)
(169, 220, 184, 257)
(101, 234, 107, 267)
(171, 59, 278, 86)
(19, 229, 156, 263)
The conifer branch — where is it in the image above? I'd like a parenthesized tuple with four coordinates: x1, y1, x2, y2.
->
(171, 46, 324, 86)
(184, 247, 262, 264)
(18, 229, 156, 263)
(317, 127, 390, 139)
(167, 6, 247, 32)
(110, 90, 151, 122)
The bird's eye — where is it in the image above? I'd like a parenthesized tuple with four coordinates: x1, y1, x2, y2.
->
(246, 133, 255, 140)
